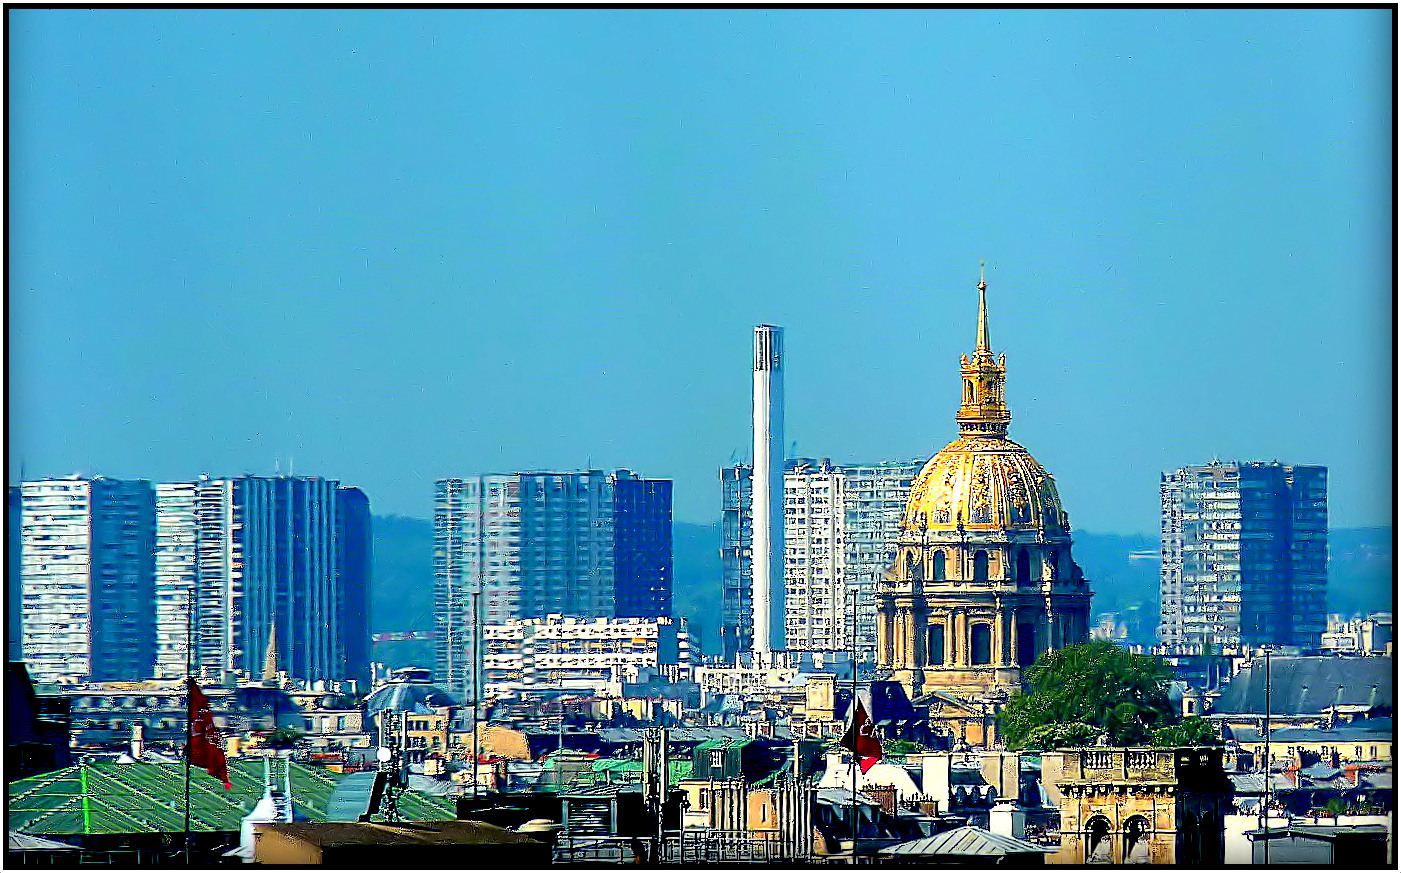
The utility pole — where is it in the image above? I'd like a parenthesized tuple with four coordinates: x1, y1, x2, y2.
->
(1263, 646, 1272, 867)
(848, 583, 858, 866)
(472, 588, 481, 806)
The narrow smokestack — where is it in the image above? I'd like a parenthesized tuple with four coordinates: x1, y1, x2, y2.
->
(752, 325, 785, 657)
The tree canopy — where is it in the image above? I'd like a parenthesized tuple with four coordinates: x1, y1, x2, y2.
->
(998, 639, 1215, 750)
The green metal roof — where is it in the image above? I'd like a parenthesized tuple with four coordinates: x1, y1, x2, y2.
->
(694, 737, 750, 753)
(573, 758, 692, 786)
(8, 760, 454, 836)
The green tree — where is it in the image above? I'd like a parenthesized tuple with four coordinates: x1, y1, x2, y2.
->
(999, 640, 1177, 750)
(1018, 722, 1104, 751)
(1149, 715, 1221, 747)
(882, 739, 925, 755)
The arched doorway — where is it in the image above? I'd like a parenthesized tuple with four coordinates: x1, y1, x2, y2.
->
(1123, 815, 1152, 865)
(1085, 814, 1114, 864)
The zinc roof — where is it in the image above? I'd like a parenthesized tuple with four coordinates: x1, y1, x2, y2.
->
(879, 826, 1054, 857)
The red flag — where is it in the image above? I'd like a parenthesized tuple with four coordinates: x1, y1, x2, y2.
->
(839, 696, 883, 774)
(187, 679, 232, 789)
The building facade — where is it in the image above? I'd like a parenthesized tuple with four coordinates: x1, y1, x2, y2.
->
(1159, 461, 1327, 653)
(721, 460, 920, 667)
(174, 476, 369, 685)
(1048, 747, 1233, 866)
(19, 477, 157, 683)
(480, 614, 689, 695)
(719, 464, 754, 663)
(434, 470, 673, 696)
(154, 483, 198, 678)
(875, 270, 1093, 701)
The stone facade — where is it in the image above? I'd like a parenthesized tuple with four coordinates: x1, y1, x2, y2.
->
(1048, 747, 1233, 865)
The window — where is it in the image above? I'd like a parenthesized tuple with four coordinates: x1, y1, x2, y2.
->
(971, 624, 993, 665)
(932, 551, 946, 581)
(927, 625, 945, 666)
(1014, 549, 1030, 585)
(973, 551, 989, 584)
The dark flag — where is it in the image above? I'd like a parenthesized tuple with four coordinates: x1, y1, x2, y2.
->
(187, 679, 232, 789)
(839, 695, 883, 774)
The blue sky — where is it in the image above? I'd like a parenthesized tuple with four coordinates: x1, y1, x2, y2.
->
(9, 9, 1392, 533)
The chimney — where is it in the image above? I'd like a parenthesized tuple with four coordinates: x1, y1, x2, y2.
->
(130, 722, 145, 759)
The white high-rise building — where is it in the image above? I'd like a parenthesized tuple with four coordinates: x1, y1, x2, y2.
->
(153, 483, 198, 678)
(751, 324, 785, 656)
(783, 459, 922, 663)
(20, 477, 155, 683)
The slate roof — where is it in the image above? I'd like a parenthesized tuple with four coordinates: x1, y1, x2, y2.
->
(363, 680, 458, 715)
(879, 826, 1053, 856)
(1212, 657, 1392, 715)
(1300, 763, 1342, 780)
(1262, 718, 1393, 745)
(8, 760, 454, 836)
(1229, 774, 1297, 794)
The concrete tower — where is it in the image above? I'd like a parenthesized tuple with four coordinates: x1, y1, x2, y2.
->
(752, 325, 785, 656)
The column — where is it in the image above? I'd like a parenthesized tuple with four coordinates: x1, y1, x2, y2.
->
(912, 605, 926, 668)
(955, 611, 969, 666)
(876, 602, 890, 667)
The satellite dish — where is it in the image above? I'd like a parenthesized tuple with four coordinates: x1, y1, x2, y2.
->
(376, 746, 393, 763)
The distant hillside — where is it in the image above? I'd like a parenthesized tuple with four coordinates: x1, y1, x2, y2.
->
(367, 518, 1392, 662)
(672, 522, 723, 655)
(1327, 526, 1393, 618)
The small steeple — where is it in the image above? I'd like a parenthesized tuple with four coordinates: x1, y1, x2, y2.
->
(956, 264, 1012, 438)
(263, 621, 279, 683)
(976, 260, 991, 353)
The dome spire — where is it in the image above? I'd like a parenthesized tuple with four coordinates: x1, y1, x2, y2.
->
(956, 264, 1011, 438)
(976, 259, 991, 353)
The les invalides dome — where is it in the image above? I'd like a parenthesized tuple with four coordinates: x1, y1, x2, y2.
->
(876, 268, 1092, 706)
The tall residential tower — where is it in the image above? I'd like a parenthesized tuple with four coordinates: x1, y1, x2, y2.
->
(434, 469, 673, 696)
(1159, 461, 1326, 653)
(19, 477, 156, 683)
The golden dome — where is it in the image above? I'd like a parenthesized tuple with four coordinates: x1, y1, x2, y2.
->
(899, 266, 1068, 535)
(900, 435, 1067, 534)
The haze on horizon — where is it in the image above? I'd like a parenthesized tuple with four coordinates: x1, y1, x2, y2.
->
(8, 9, 1392, 534)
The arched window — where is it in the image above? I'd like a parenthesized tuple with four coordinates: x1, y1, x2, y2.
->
(1085, 814, 1114, 864)
(973, 551, 989, 584)
(1014, 549, 1031, 585)
(932, 550, 946, 581)
(964, 379, 974, 403)
(927, 625, 946, 666)
(971, 624, 992, 665)
(1123, 815, 1151, 865)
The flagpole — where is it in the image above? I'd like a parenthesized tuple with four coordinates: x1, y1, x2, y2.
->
(184, 585, 193, 865)
(849, 583, 857, 865)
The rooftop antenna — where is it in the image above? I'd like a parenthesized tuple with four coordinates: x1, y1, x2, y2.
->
(275, 458, 281, 476)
